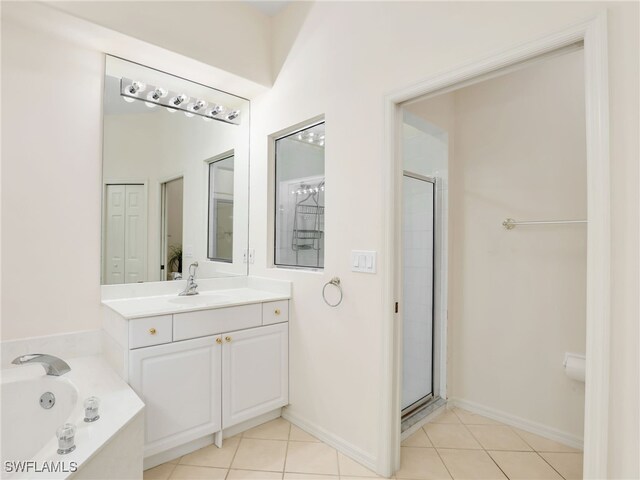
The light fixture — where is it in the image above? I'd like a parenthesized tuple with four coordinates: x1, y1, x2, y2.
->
(119, 78, 241, 125)
(167, 94, 189, 112)
(122, 81, 146, 102)
(145, 87, 167, 107)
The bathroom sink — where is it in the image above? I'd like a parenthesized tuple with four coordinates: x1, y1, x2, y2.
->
(167, 293, 230, 306)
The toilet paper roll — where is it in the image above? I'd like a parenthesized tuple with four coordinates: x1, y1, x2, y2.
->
(564, 353, 586, 382)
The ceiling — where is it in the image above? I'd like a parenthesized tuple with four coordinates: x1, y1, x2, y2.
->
(243, 1, 290, 16)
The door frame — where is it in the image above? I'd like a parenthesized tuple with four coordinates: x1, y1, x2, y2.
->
(379, 13, 610, 478)
(159, 174, 184, 281)
(400, 171, 438, 419)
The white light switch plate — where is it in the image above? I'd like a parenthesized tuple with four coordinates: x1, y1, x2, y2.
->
(351, 250, 377, 273)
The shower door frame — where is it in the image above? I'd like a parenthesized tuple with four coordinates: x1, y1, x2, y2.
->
(400, 171, 437, 420)
(379, 13, 611, 479)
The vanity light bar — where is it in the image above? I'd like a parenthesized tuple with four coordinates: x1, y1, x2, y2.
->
(120, 78, 241, 126)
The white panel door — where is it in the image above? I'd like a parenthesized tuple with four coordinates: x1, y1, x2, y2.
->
(124, 184, 147, 283)
(129, 335, 222, 457)
(105, 185, 125, 285)
(222, 323, 288, 428)
(402, 175, 435, 411)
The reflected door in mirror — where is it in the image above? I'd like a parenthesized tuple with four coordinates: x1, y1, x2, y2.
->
(104, 184, 147, 284)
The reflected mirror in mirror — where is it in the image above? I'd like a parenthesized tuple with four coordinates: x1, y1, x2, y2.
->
(274, 121, 325, 269)
(102, 56, 250, 285)
(208, 154, 234, 263)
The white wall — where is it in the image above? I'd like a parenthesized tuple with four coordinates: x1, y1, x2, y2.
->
(47, 1, 272, 87)
(408, 50, 587, 440)
(1, 2, 637, 477)
(249, 2, 638, 476)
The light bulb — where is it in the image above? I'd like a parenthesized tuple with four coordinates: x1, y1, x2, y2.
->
(169, 94, 189, 109)
(205, 105, 224, 117)
(125, 81, 146, 96)
(146, 87, 167, 103)
(226, 110, 240, 121)
(188, 99, 207, 113)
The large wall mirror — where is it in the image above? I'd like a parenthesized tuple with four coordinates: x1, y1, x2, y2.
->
(101, 56, 250, 284)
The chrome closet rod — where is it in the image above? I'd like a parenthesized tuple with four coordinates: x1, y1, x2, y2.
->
(502, 218, 587, 230)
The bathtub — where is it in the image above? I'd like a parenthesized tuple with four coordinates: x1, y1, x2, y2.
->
(1, 356, 144, 479)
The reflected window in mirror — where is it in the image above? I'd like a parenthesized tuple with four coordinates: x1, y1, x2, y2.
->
(101, 56, 250, 285)
(208, 154, 234, 263)
(274, 121, 325, 269)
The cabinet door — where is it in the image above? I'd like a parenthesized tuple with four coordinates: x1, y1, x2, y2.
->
(222, 323, 288, 428)
(129, 335, 222, 457)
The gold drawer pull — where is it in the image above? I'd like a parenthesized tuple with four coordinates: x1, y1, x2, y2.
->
(225, 336, 232, 343)
(149, 328, 157, 335)
(215, 337, 222, 345)
(274, 308, 281, 315)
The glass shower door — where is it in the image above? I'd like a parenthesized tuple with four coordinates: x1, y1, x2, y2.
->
(401, 173, 435, 414)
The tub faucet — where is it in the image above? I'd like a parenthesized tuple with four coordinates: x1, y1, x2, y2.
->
(179, 262, 199, 296)
(12, 354, 71, 376)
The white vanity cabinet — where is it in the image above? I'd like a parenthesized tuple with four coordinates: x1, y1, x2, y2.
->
(129, 335, 222, 457)
(102, 297, 289, 461)
(222, 322, 288, 428)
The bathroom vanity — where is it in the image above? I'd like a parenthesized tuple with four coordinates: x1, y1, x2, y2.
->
(100, 279, 291, 466)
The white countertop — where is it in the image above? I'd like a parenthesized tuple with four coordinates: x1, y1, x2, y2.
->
(102, 287, 290, 319)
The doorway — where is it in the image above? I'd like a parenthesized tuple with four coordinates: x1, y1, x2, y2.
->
(380, 17, 611, 479)
(160, 177, 184, 281)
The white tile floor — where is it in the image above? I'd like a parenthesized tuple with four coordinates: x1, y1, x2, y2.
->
(144, 409, 583, 480)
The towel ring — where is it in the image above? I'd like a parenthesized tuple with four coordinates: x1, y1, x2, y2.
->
(322, 277, 343, 307)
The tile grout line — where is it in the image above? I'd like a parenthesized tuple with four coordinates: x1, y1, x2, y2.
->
(282, 421, 292, 479)
(226, 431, 244, 477)
(454, 410, 513, 480)
(534, 451, 569, 480)
(165, 461, 179, 480)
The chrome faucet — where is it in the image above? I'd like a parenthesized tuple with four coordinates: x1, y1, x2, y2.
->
(179, 262, 199, 296)
(12, 354, 71, 376)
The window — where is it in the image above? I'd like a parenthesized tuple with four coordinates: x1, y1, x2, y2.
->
(274, 121, 325, 269)
(208, 154, 234, 262)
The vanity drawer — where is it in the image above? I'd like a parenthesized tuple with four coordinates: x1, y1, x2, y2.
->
(129, 315, 173, 349)
(262, 300, 289, 326)
(173, 304, 262, 341)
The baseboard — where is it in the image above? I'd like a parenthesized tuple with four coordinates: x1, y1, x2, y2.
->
(449, 398, 584, 450)
(222, 409, 282, 439)
(282, 409, 378, 473)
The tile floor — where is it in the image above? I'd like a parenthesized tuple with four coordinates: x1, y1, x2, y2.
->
(144, 409, 583, 480)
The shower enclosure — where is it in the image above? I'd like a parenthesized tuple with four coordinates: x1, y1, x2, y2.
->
(401, 172, 435, 417)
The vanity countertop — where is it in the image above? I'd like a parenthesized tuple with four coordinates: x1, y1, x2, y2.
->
(102, 287, 290, 320)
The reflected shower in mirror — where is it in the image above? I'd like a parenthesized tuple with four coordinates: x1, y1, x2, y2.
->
(274, 122, 325, 269)
(102, 56, 250, 285)
(208, 153, 234, 263)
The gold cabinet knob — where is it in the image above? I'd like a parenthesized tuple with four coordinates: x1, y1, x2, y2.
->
(215, 337, 222, 344)
(149, 328, 157, 335)
(274, 308, 281, 315)
(225, 336, 232, 343)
